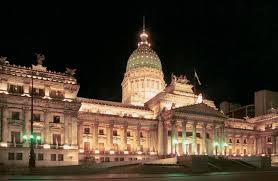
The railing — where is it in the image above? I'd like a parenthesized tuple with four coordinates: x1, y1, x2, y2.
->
(49, 122, 64, 129)
(7, 118, 24, 125)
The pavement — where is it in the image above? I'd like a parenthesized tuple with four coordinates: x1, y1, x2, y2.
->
(2, 171, 278, 181)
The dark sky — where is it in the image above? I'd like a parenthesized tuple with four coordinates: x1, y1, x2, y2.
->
(0, 2, 276, 107)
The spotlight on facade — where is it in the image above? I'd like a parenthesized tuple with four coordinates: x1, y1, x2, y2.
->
(43, 144, 50, 149)
(94, 149, 100, 154)
(261, 154, 265, 157)
(63, 145, 71, 150)
(248, 154, 251, 157)
(240, 153, 244, 157)
(137, 151, 142, 155)
(79, 149, 84, 153)
(233, 153, 236, 157)
(109, 150, 115, 155)
(124, 150, 129, 155)
(149, 151, 156, 155)
(23, 135, 28, 141)
(0, 142, 8, 147)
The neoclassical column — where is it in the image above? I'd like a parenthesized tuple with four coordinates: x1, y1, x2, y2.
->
(157, 120, 164, 155)
(192, 121, 197, 155)
(272, 136, 276, 154)
(1, 106, 8, 143)
(220, 124, 225, 155)
(93, 121, 99, 150)
(24, 107, 30, 139)
(203, 122, 208, 155)
(170, 119, 177, 156)
(64, 113, 69, 145)
(123, 122, 128, 151)
(78, 122, 83, 149)
(106, 122, 114, 151)
(71, 115, 78, 145)
(136, 123, 141, 151)
(182, 120, 187, 155)
(43, 109, 50, 144)
(212, 124, 217, 155)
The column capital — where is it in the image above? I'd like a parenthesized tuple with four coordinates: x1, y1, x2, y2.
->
(192, 121, 198, 127)
(182, 120, 187, 126)
(170, 119, 176, 126)
(203, 122, 208, 127)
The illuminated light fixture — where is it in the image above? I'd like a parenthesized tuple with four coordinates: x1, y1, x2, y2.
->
(240, 153, 244, 157)
(63, 145, 71, 150)
(95, 149, 100, 154)
(261, 154, 265, 157)
(43, 144, 50, 149)
(23, 135, 28, 140)
(149, 151, 156, 155)
(0, 142, 8, 147)
(173, 139, 178, 145)
(248, 154, 251, 157)
(137, 151, 142, 155)
(223, 143, 228, 147)
(36, 136, 41, 140)
(79, 149, 84, 153)
(226, 154, 229, 156)
(213, 142, 219, 147)
(124, 150, 129, 155)
(233, 153, 236, 157)
(109, 150, 115, 155)
(95, 156, 100, 159)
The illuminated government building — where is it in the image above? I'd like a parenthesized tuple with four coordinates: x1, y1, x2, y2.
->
(0, 26, 277, 167)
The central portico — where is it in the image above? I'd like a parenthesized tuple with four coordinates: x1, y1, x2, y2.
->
(158, 103, 227, 156)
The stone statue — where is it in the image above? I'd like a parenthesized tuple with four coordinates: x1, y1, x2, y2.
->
(176, 74, 189, 84)
(171, 73, 177, 83)
(35, 53, 45, 65)
(65, 68, 77, 76)
(0, 56, 9, 65)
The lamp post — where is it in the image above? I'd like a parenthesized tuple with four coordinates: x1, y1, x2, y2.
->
(29, 67, 35, 168)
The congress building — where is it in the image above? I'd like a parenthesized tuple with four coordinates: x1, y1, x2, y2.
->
(0, 27, 277, 167)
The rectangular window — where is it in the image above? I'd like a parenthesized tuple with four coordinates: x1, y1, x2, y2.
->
(58, 154, 64, 161)
(140, 132, 143, 138)
(16, 153, 23, 160)
(99, 129, 104, 135)
(206, 133, 210, 139)
(84, 128, 90, 134)
(196, 133, 201, 138)
(11, 131, 20, 144)
(186, 132, 192, 137)
(178, 131, 182, 137)
(38, 153, 44, 161)
(113, 130, 117, 136)
(53, 115, 60, 123)
(8, 152, 15, 160)
(51, 154, 56, 161)
(8, 84, 23, 94)
(168, 131, 172, 136)
(120, 157, 124, 161)
(236, 139, 240, 143)
(33, 113, 41, 121)
(11, 112, 20, 120)
(50, 90, 64, 99)
(52, 134, 61, 145)
(30, 87, 45, 97)
(127, 131, 131, 137)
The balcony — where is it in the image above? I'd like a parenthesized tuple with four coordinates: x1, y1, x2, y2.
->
(49, 122, 64, 130)
(83, 133, 93, 139)
(33, 120, 44, 127)
(7, 118, 24, 126)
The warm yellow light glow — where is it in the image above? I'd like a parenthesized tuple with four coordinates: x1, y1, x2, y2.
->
(137, 151, 142, 155)
(196, 93, 203, 103)
(109, 150, 115, 155)
(63, 145, 71, 149)
(124, 151, 129, 155)
(43, 144, 50, 149)
(0, 142, 8, 147)
(95, 149, 100, 154)
(79, 149, 84, 153)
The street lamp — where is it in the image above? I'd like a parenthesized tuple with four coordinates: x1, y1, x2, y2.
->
(29, 67, 35, 168)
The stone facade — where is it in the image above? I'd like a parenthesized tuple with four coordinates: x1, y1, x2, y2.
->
(0, 28, 278, 167)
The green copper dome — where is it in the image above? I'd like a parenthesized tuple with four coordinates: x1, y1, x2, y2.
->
(126, 30, 162, 72)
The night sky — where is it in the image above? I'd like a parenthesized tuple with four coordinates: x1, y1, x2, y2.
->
(0, 2, 276, 107)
